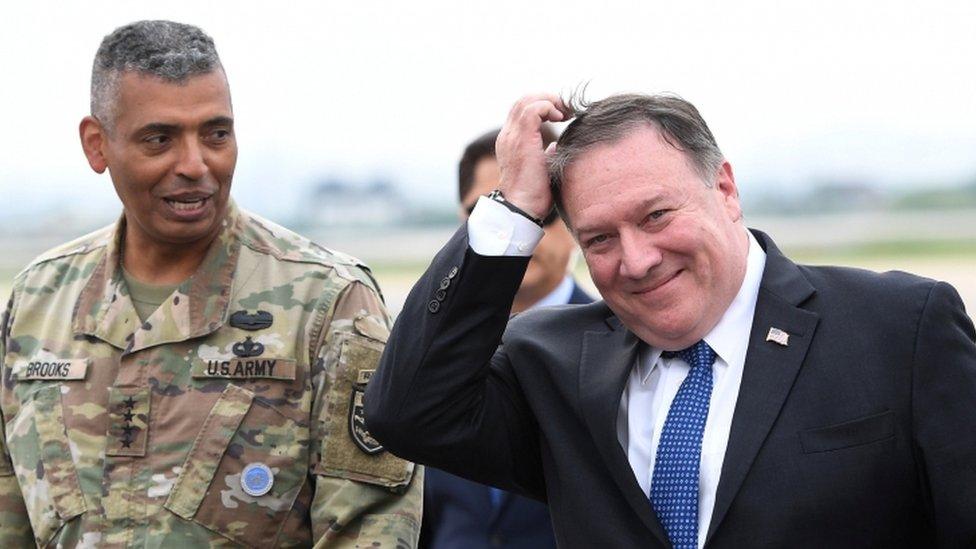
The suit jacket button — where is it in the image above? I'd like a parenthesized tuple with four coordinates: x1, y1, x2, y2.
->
(448, 266, 459, 279)
(439, 278, 451, 290)
(435, 289, 447, 301)
(489, 534, 505, 547)
(427, 300, 440, 313)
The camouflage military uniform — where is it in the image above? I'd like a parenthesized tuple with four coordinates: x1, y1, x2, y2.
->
(0, 202, 422, 548)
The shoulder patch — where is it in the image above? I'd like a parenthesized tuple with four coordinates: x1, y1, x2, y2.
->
(315, 334, 413, 491)
(349, 369, 382, 454)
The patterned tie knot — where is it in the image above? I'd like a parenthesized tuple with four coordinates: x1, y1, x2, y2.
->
(660, 340, 716, 371)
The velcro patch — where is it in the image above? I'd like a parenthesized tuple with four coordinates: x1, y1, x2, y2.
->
(192, 358, 297, 380)
(14, 359, 89, 381)
(317, 335, 413, 491)
(350, 370, 382, 455)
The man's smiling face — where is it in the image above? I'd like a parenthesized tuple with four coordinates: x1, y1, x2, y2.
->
(563, 124, 748, 350)
(98, 70, 237, 247)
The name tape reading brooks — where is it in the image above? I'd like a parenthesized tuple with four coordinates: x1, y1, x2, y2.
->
(14, 359, 89, 380)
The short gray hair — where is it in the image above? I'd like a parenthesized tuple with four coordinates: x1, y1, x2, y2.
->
(548, 93, 724, 219)
(91, 20, 224, 128)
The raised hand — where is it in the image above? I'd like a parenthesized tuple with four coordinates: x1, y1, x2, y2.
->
(495, 94, 573, 219)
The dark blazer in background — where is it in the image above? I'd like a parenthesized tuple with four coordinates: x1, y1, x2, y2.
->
(420, 283, 592, 549)
(366, 226, 976, 548)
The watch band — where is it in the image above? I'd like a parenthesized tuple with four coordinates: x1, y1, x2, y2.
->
(486, 190, 545, 228)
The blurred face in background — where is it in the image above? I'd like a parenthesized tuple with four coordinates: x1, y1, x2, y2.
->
(461, 155, 578, 312)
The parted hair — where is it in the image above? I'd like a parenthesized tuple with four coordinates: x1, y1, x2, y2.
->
(91, 20, 224, 128)
(548, 93, 724, 218)
(458, 125, 558, 203)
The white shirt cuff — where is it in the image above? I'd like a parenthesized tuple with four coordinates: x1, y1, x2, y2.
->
(467, 196, 544, 257)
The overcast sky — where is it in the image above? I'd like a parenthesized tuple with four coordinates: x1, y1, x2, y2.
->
(2, 1, 975, 225)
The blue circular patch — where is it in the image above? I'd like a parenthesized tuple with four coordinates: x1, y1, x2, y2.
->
(241, 462, 274, 497)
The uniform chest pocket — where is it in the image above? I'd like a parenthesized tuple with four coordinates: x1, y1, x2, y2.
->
(5, 383, 87, 547)
(164, 384, 309, 548)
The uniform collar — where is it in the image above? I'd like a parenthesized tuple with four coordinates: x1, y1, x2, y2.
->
(73, 201, 243, 353)
(638, 230, 767, 382)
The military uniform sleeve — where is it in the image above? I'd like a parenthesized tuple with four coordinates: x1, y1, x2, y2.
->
(308, 279, 422, 548)
(0, 287, 34, 545)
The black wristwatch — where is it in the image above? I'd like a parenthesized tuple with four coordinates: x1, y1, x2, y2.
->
(486, 190, 545, 228)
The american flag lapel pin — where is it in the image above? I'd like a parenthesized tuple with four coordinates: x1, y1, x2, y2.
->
(766, 327, 789, 346)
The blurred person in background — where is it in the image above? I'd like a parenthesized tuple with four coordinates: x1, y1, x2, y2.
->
(366, 92, 976, 548)
(0, 20, 420, 547)
(458, 127, 591, 314)
(418, 127, 591, 549)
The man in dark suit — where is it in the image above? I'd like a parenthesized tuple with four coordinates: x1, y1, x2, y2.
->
(420, 128, 592, 549)
(365, 93, 976, 548)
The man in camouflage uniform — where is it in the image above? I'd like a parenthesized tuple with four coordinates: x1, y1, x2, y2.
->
(0, 20, 421, 547)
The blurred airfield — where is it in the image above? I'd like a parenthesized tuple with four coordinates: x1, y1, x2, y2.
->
(6, 208, 971, 319)
(320, 208, 976, 316)
(341, 208, 976, 316)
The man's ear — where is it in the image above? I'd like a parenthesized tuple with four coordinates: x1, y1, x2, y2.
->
(714, 160, 743, 223)
(79, 116, 108, 174)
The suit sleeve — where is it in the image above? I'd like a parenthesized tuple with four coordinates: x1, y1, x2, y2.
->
(911, 281, 976, 546)
(308, 279, 422, 548)
(0, 287, 34, 546)
(365, 226, 548, 500)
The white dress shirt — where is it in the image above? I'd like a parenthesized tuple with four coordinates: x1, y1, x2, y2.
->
(468, 198, 767, 548)
(616, 233, 765, 548)
(467, 195, 544, 257)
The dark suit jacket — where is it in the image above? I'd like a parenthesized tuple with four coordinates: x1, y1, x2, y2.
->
(420, 283, 592, 549)
(366, 227, 976, 548)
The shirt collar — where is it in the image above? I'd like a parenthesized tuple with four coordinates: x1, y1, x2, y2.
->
(529, 275, 576, 309)
(638, 230, 767, 383)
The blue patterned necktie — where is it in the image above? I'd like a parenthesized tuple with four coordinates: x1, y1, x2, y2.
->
(650, 340, 717, 549)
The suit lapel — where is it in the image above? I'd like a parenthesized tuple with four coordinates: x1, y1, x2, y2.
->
(706, 230, 820, 543)
(579, 318, 671, 547)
